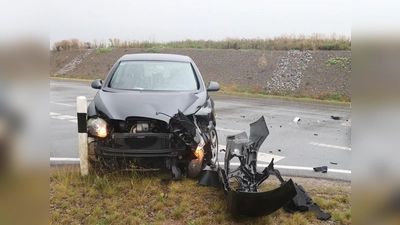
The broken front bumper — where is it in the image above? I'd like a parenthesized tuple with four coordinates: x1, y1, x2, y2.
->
(226, 179, 296, 216)
(219, 116, 297, 217)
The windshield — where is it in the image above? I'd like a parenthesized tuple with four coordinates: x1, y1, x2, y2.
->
(109, 61, 199, 91)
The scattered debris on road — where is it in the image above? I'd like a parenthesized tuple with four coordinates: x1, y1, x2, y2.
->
(331, 116, 342, 120)
(293, 117, 301, 122)
(330, 162, 338, 165)
(313, 166, 328, 173)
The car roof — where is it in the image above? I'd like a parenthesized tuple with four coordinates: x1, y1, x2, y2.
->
(119, 53, 192, 62)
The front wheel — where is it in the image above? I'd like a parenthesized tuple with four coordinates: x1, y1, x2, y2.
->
(208, 127, 219, 169)
(187, 155, 204, 178)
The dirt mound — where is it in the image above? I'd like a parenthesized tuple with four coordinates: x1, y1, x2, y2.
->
(50, 48, 350, 98)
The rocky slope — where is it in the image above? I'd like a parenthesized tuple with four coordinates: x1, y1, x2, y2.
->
(50, 48, 350, 98)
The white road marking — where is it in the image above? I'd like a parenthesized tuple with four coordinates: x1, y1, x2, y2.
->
(310, 142, 351, 151)
(218, 144, 226, 150)
(49, 158, 351, 174)
(218, 145, 285, 163)
(50, 101, 75, 107)
(216, 127, 241, 133)
(50, 157, 80, 161)
(53, 115, 77, 120)
(50, 112, 77, 122)
(257, 152, 285, 163)
(341, 119, 351, 127)
(219, 162, 351, 174)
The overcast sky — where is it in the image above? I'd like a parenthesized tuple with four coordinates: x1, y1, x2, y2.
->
(2, 0, 400, 47)
(47, 0, 354, 45)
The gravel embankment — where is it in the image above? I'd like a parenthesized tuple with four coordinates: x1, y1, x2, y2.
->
(50, 49, 351, 97)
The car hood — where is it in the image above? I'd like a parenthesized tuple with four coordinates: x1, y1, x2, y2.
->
(91, 90, 206, 122)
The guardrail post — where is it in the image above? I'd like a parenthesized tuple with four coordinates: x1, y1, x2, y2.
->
(77, 96, 88, 176)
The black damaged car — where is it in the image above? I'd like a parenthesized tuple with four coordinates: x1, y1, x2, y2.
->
(87, 54, 220, 179)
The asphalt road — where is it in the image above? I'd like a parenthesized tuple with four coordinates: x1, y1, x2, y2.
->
(50, 78, 351, 181)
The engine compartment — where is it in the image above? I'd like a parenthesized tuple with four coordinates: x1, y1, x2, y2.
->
(113, 117, 170, 134)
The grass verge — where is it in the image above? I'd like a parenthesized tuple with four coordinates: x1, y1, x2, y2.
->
(50, 165, 351, 225)
(215, 90, 350, 105)
(219, 84, 350, 103)
(217, 84, 350, 105)
(50, 76, 94, 82)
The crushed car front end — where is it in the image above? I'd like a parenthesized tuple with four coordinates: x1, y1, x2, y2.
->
(86, 54, 219, 179)
(87, 115, 191, 178)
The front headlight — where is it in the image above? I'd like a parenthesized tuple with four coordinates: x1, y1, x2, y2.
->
(87, 117, 108, 138)
(194, 136, 205, 158)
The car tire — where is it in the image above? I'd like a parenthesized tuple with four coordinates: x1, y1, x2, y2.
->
(208, 127, 219, 169)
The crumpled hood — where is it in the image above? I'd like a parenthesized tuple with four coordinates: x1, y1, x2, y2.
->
(91, 90, 206, 122)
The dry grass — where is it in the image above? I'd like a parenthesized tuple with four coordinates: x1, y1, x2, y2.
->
(50, 165, 351, 225)
(52, 34, 351, 51)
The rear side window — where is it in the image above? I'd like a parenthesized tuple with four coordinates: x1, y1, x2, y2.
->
(109, 61, 199, 91)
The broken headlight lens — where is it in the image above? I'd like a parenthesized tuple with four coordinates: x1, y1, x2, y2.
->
(87, 117, 107, 138)
(194, 137, 205, 158)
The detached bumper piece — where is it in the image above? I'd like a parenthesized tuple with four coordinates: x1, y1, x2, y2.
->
(218, 116, 330, 220)
(226, 179, 296, 217)
(283, 183, 331, 220)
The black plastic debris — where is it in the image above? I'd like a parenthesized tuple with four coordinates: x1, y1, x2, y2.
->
(219, 117, 297, 217)
(330, 162, 338, 165)
(215, 116, 331, 220)
(284, 184, 331, 220)
(227, 179, 297, 217)
(314, 133, 318, 136)
(278, 149, 281, 152)
(331, 116, 342, 120)
(313, 166, 328, 173)
(198, 170, 221, 188)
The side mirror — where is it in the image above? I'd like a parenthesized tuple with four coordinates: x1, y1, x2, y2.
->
(91, 79, 102, 89)
(207, 81, 220, 92)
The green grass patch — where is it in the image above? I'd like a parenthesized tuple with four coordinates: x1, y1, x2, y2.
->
(327, 57, 351, 69)
(50, 165, 351, 224)
(96, 47, 113, 54)
(146, 45, 167, 53)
